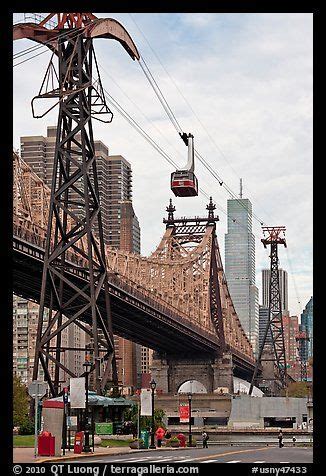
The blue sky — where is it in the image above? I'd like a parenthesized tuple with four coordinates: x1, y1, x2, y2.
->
(13, 13, 313, 317)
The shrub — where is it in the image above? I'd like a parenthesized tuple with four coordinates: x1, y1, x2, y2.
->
(19, 419, 34, 435)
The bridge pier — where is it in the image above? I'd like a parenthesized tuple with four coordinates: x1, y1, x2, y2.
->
(151, 352, 234, 394)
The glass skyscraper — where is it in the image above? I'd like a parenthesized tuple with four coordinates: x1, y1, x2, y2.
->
(225, 198, 259, 354)
(300, 296, 313, 359)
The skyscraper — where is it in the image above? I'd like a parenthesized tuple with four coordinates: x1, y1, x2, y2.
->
(18, 127, 142, 391)
(258, 305, 272, 350)
(283, 315, 301, 381)
(20, 127, 139, 248)
(262, 269, 288, 312)
(225, 195, 259, 354)
(300, 296, 313, 359)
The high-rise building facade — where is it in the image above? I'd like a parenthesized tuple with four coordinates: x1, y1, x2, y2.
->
(21, 128, 140, 251)
(19, 127, 142, 392)
(225, 197, 259, 354)
(13, 295, 86, 384)
(116, 200, 142, 391)
(258, 305, 273, 350)
(262, 269, 288, 312)
(300, 296, 313, 359)
(283, 314, 301, 381)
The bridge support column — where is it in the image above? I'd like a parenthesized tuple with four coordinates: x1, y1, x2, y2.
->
(150, 352, 234, 394)
(212, 352, 234, 394)
(150, 357, 170, 393)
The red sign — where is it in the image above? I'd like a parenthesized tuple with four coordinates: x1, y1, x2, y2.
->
(179, 403, 190, 423)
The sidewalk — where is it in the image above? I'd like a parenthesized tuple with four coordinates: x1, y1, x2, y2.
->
(14, 446, 190, 463)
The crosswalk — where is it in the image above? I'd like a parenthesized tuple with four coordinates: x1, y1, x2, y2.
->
(72, 453, 298, 464)
(100, 455, 272, 464)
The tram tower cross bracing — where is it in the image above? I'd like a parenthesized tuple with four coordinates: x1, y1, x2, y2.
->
(249, 226, 288, 395)
(13, 13, 140, 396)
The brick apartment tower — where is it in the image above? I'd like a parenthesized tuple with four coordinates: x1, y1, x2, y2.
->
(116, 200, 142, 390)
(19, 127, 142, 391)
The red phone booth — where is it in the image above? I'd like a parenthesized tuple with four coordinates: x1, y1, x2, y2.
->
(74, 431, 84, 454)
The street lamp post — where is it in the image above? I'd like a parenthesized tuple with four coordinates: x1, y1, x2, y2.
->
(83, 354, 92, 453)
(149, 379, 156, 449)
(188, 393, 192, 447)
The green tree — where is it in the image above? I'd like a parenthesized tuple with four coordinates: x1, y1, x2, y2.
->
(124, 405, 166, 433)
(282, 381, 310, 397)
(13, 376, 30, 427)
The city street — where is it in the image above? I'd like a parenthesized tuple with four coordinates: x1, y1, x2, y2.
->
(65, 446, 313, 464)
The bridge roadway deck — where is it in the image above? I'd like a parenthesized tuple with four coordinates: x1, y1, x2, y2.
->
(13, 235, 255, 378)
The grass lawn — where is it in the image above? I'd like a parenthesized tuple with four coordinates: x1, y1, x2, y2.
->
(100, 439, 132, 447)
(13, 435, 35, 447)
(14, 435, 132, 448)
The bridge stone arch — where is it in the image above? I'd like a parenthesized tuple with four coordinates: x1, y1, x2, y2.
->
(150, 352, 234, 395)
(177, 379, 208, 394)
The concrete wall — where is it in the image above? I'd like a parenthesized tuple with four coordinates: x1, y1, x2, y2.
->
(42, 407, 64, 456)
(153, 393, 232, 427)
(228, 395, 309, 429)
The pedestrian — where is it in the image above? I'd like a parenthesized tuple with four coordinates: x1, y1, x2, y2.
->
(165, 429, 171, 440)
(292, 436, 296, 447)
(155, 426, 165, 448)
(202, 431, 209, 448)
(278, 429, 284, 448)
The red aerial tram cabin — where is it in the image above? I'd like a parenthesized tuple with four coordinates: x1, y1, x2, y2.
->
(170, 170, 198, 197)
(171, 133, 198, 197)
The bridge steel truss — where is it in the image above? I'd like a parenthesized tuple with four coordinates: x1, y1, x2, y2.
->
(105, 198, 252, 359)
(13, 154, 255, 377)
(13, 13, 140, 397)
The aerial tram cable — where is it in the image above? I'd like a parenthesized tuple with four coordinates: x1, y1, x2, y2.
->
(13, 33, 265, 235)
(138, 53, 267, 224)
(13, 28, 84, 64)
(285, 248, 302, 310)
(97, 61, 186, 163)
(15, 16, 269, 227)
(139, 57, 199, 197)
(100, 84, 250, 234)
(128, 13, 272, 225)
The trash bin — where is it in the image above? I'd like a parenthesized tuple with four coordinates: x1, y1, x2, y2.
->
(74, 431, 84, 454)
(177, 433, 186, 447)
(140, 430, 149, 449)
(38, 431, 55, 456)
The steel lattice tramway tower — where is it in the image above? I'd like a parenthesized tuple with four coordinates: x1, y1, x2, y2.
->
(249, 226, 288, 396)
(13, 13, 140, 396)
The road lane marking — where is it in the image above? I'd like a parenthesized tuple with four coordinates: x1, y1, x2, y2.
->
(253, 461, 266, 463)
(150, 457, 179, 462)
(189, 446, 270, 462)
(119, 457, 153, 462)
(227, 460, 241, 463)
(174, 459, 196, 462)
(202, 459, 220, 463)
